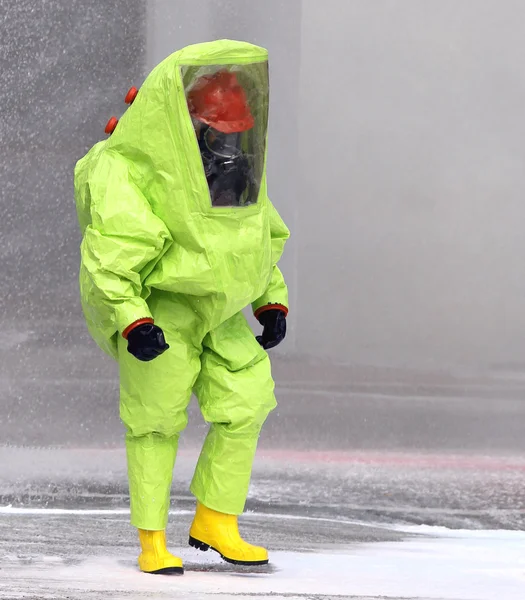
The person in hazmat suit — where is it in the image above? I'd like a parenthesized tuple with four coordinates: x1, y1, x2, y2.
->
(73, 40, 289, 575)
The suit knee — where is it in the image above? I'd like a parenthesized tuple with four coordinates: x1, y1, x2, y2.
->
(223, 393, 276, 435)
(121, 403, 189, 438)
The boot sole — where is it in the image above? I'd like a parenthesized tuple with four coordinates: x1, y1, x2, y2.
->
(142, 566, 184, 575)
(188, 536, 269, 566)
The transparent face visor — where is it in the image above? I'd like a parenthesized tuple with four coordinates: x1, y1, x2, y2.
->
(183, 63, 269, 207)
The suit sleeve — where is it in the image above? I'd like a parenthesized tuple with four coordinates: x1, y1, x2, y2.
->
(252, 200, 290, 317)
(79, 153, 172, 335)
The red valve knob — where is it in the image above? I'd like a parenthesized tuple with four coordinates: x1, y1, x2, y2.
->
(105, 116, 118, 135)
(125, 86, 138, 104)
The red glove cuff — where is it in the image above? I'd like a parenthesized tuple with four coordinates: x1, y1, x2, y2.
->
(254, 304, 289, 320)
(122, 318, 154, 339)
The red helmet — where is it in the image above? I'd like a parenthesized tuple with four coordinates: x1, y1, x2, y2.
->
(187, 70, 254, 134)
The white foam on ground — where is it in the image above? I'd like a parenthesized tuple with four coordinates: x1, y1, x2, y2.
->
(0, 521, 524, 599)
(0, 505, 374, 528)
(0, 506, 193, 517)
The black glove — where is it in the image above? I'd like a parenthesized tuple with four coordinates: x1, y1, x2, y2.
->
(256, 309, 287, 350)
(127, 323, 170, 362)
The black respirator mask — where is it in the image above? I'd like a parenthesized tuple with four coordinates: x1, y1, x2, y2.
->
(198, 126, 254, 206)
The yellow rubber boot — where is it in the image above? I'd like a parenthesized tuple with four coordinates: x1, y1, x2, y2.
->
(189, 502, 268, 565)
(137, 529, 184, 575)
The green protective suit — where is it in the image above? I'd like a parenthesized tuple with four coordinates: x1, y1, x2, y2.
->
(74, 40, 289, 530)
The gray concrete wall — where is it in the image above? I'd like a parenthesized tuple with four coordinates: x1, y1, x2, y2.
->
(297, 0, 525, 371)
(0, 0, 146, 323)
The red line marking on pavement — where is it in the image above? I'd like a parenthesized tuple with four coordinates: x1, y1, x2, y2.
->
(256, 449, 525, 471)
(24, 447, 525, 472)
